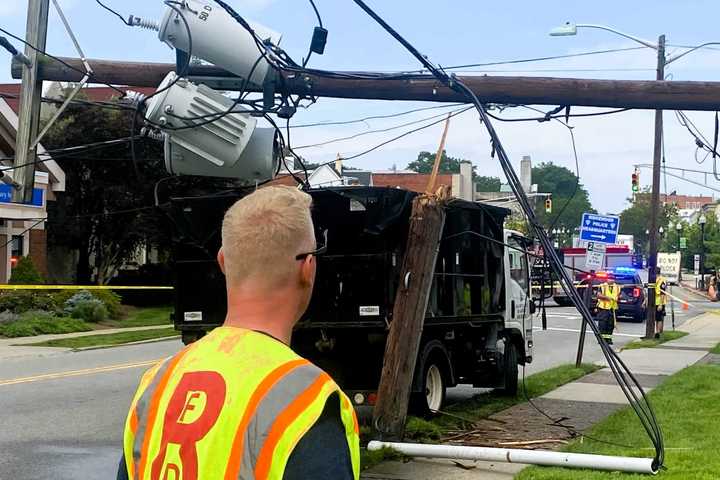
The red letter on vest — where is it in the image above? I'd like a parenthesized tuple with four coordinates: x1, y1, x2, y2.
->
(150, 371, 226, 480)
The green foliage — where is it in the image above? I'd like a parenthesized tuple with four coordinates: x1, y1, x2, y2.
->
(662, 213, 720, 271)
(0, 311, 91, 338)
(404, 417, 443, 442)
(619, 189, 676, 255)
(52, 289, 122, 319)
(407, 150, 471, 174)
(42, 89, 174, 284)
(63, 291, 108, 323)
(9, 257, 44, 285)
(0, 291, 57, 314)
(69, 299, 108, 323)
(360, 447, 404, 471)
(532, 162, 595, 235)
(475, 175, 502, 193)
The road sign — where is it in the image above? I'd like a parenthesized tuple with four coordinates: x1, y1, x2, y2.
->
(680, 237, 687, 249)
(694, 254, 701, 275)
(579, 213, 620, 244)
(585, 242, 606, 270)
(658, 252, 681, 284)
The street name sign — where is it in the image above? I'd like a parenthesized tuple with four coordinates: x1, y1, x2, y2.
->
(579, 213, 620, 244)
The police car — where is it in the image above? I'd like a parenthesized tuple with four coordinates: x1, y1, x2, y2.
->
(586, 267, 646, 322)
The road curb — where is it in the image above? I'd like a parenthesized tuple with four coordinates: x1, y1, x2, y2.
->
(71, 335, 181, 352)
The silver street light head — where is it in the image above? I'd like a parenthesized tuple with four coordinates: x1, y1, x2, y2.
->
(549, 22, 577, 36)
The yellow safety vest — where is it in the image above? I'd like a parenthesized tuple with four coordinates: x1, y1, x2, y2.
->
(123, 327, 360, 480)
(655, 276, 668, 307)
(597, 283, 620, 311)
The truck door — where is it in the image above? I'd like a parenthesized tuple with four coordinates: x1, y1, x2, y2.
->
(505, 232, 533, 360)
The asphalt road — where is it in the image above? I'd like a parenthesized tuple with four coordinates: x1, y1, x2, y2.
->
(0, 286, 713, 479)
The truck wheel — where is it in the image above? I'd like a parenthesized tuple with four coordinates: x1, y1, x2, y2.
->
(499, 340, 519, 396)
(410, 357, 446, 417)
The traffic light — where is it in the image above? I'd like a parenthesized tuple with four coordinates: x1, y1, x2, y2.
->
(631, 169, 640, 192)
(545, 198, 552, 214)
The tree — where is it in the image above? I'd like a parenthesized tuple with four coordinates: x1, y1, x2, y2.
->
(619, 190, 675, 255)
(532, 162, 594, 231)
(407, 150, 470, 174)
(43, 93, 170, 284)
(9, 257, 44, 285)
(475, 175, 501, 193)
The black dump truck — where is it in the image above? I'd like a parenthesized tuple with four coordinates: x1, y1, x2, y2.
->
(168, 186, 533, 413)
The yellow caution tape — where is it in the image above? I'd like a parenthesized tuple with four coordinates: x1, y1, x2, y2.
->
(0, 285, 173, 290)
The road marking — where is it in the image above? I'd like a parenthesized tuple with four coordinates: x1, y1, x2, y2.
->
(0, 359, 162, 387)
(533, 327, 643, 338)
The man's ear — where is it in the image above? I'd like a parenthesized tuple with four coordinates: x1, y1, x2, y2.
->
(299, 256, 315, 286)
(217, 248, 226, 275)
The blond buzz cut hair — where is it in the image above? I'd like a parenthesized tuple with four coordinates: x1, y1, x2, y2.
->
(221, 186, 314, 287)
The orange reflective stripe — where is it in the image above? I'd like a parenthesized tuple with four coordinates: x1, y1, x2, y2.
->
(223, 358, 310, 480)
(136, 347, 191, 479)
(253, 372, 331, 479)
(129, 408, 139, 434)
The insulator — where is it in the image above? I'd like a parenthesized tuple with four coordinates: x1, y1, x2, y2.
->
(124, 90, 148, 107)
(129, 15, 160, 32)
(141, 127, 165, 142)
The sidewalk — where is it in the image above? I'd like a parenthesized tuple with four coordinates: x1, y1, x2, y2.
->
(0, 325, 174, 360)
(362, 311, 720, 480)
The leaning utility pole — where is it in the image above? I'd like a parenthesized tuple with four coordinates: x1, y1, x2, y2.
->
(645, 35, 666, 340)
(13, 0, 50, 203)
(372, 189, 448, 440)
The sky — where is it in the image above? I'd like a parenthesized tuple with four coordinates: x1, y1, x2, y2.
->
(2, 0, 720, 215)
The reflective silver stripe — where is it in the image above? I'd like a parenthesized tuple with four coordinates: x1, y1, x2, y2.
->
(236, 364, 326, 480)
(132, 357, 172, 467)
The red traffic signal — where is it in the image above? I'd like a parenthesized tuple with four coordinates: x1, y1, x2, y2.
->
(631, 170, 639, 192)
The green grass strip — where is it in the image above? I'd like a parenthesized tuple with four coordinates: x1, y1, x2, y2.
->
(517, 364, 720, 479)
(623, 331, 688, 350)
(24, 327, 178, 349)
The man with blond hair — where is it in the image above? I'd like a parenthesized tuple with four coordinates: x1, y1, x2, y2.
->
(118, 186, 360, 480)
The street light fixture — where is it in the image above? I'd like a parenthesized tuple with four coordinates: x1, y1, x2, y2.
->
(549, 22, 720, 339)
(699, 214, 707, 290)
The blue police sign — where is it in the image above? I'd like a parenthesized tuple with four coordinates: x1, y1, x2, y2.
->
(579, 213, 620, 244)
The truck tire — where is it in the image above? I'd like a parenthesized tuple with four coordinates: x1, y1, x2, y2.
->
(410, 343, 448, 417)
(499, 339, 519, 396)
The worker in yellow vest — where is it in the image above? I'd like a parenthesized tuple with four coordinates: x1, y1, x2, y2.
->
(596, 274, 620, 345)
(118, 186, 359, 480)
(655, 267, 668, 339)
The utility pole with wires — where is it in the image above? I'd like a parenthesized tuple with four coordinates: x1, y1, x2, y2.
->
(645, 35, 666, 340)
(13, 0, 49, 203)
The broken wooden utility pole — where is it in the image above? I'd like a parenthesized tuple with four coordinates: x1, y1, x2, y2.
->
(13, 0, 49, 203)
(373, 116, 452, 440)
(13, 56, 720, 111)
(372, 189, 448, 440)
